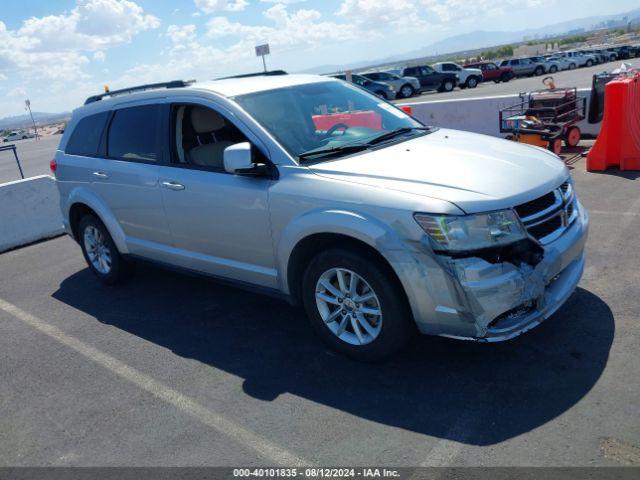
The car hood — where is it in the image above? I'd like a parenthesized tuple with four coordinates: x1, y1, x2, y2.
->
(309, 128, 568, 214)
(464, 68, 482, 75)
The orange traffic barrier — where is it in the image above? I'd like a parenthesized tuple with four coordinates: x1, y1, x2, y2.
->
(312, 111, 382, 131)
(587, 72, 640, 171)
(400, 105, 413, 115)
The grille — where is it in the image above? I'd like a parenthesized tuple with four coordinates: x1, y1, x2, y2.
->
(514, 180, 576, 244)
(514, 191, 558, 219)
(528, 215, 562, 240)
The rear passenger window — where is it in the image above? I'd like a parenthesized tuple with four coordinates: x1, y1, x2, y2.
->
(107, 105, 160, 161)
(65, 112, 109, 156)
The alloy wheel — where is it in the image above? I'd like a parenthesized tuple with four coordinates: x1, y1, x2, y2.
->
(315, 268, 382, 346)
(84, 226, 112, 274)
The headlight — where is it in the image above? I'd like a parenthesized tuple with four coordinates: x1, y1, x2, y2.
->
(414, 210, 526, 252)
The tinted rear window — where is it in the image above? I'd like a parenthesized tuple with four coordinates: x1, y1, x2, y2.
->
(65, 112, 109, 156)
(107, 105, 160, 161)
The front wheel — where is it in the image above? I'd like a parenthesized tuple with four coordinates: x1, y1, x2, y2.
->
(569, 63, 576, 70)
(466, 76, 478, 88)
(78, 215, 130, 285)
(549, 65, 558, 73)
(586, 60, 594, 67)
(302, 248, 413, 361)
(534, 66, 544, 76)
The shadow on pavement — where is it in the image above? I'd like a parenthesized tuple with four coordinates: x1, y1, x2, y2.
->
(53, 263, 614, 446)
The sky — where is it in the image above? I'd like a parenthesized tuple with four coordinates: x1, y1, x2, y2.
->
(0, 0, 637, 116)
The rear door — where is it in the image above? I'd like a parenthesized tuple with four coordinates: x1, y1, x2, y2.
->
(89, 103, 173, 257)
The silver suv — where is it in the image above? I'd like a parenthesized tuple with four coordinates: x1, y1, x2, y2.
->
(54, 74, 589, 360)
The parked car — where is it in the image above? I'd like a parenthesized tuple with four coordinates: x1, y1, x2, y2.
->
(431, 62, 483, 89)
(544, 55, 577, 70)
(499, 58, 546, 77)
(463, 61, 514, 83)
(361, 71, 420, 98)
(526, 56, 562, 74)
(557, 51, 597, 68)
(2, 130, 34, 142)
(578, 49, 608, 64)
(54, 74, 589, 360)
(398, 65, 458, 92)
(331, 73, 396, 100)
(609, 45, 632, 60)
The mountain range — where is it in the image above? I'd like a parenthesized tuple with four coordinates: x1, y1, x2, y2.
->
(299, 7, 640, 74)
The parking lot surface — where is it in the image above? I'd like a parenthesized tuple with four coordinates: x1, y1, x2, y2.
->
(0, 135, 61, 184)
(394, 58, 640, 103)
(1, 155, 639, 466)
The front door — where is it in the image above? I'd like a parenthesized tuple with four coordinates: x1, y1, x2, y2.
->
(157, 102, 277, 288)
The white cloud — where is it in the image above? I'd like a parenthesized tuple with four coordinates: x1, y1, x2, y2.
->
(93, 51, 106, 62)
(0, 73, 7, 81)
(206, 4, 362, 50)
(194, 0, 249, 13)
(8, 86, 27, 98)
(260, 0, 307, 3)
(0, 0, 159, 81)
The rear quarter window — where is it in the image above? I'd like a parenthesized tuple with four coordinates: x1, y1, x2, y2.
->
(65, 111, 110, 156)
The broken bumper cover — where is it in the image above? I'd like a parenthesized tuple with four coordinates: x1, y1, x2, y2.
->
(396, 201, 589, 341)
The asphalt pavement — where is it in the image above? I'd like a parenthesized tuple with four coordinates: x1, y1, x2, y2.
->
(0, 135, 61, 184)
(1, 154, 639, 466)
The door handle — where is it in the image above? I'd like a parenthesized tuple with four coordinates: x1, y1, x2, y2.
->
(161, 181, 185, 191)
(92, 171, 108, 179)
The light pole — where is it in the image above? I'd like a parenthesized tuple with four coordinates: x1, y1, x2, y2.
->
(24, 99, 39, 140)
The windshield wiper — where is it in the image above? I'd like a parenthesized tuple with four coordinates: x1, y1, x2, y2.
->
(298, 143, 371, 161)
(365, 126, 432, 145)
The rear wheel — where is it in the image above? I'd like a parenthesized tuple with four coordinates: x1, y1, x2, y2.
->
(549, 65, 558, 73)
(586, 59, 594, 67)
(78, 215, 130, 285)
(399, 84, 414, 98)
(569, 63, 576, 70)
(302, 248, 413, 361)
(565, 126, 581, 148)
(534, 66, 544, 76)
(440, 79, 455, 92)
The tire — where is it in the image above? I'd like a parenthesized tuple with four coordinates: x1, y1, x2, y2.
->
(399, 84, 414, 98)
(466, 76, 478, 88)
(549, 65, 558, 73)
(534, 66, 544, 76)
(440, 79, 455, 92)
(78, 214, 131, 285)
(302, 248, 413, 362)
(22, 136, 27, 139)
(569, 63, 576, 70)
(564, 126, 581, 148)
(500, 72, 511, 83)
(586, 59, 594, 67)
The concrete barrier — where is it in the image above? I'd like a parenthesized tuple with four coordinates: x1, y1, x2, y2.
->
(402, 88, 601, 138)
(0, 175, 64, 253)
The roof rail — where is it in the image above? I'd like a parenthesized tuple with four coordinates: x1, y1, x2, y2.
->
(84, 80, 195, 105)
(217, 70, 288, 80)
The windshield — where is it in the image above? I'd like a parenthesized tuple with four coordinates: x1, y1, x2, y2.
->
(234, 80, 424, 161)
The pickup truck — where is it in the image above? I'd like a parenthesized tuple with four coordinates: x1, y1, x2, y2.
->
(398, 65, 458, 92)
(431, 62, 483, 89)
(463, 61, 513, 83)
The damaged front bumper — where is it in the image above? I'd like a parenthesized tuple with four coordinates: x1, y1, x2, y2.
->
(392, 201, 589, 341)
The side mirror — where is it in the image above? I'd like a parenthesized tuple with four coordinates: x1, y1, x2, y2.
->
(224, 142, 254, 174)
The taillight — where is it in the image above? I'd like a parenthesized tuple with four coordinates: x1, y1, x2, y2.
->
(49, 159, 57, 175)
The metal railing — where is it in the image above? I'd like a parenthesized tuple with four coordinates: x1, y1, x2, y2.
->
(0, 144, 24, 179)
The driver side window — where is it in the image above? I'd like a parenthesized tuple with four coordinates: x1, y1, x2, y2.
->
(170, 104, 251, 172)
